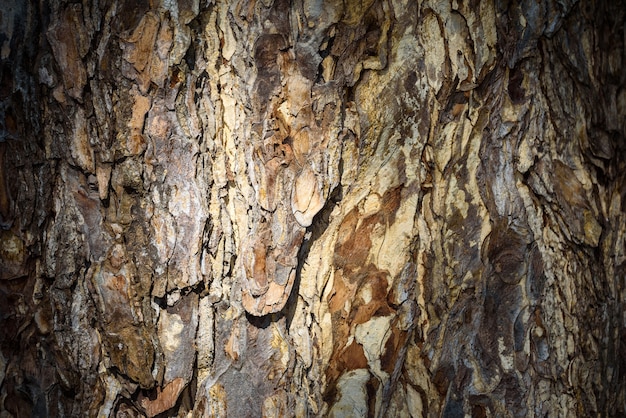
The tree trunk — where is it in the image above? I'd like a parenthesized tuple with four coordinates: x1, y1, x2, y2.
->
(0, 0, 624, 416)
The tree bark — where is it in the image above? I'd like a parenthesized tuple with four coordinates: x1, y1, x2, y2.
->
(0, 0, 625, 416)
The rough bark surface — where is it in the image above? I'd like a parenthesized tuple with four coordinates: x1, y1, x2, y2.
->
(0, 0, 625, 416)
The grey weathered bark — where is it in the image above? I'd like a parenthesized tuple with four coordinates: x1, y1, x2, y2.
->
(0, 0, 625, 416)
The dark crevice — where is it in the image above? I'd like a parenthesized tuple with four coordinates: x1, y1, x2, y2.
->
(246, 312, 274, 329)
(153, 280, 206, 310)
(285, 182, 343, 330)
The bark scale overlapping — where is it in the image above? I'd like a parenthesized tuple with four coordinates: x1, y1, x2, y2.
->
(0, 0, 624, 416)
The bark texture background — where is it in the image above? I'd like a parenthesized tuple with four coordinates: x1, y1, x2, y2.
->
(0, 0, 625, 416)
